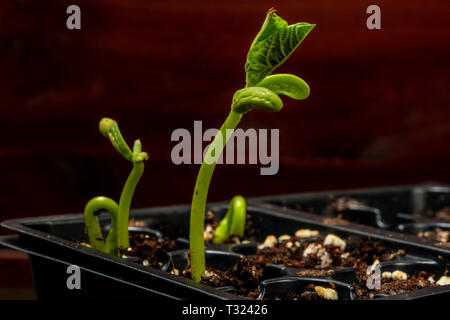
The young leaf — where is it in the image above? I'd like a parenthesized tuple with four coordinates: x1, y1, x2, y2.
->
(245, 11, 315, 87)
(232, 86, 283, 114)
(132, 139, 149, 162)
(213, 195, 247, 244)
(99, 117, 134, 162)
(257, 74, 310, 100)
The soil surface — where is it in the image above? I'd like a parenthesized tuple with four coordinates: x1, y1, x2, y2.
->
(284, 284, 334, 300)
(417, 228, 449, 243)
(203, 211, 258, 244)
(355, 269, 436, 299)
(121, 212, 440, 300)
(436, 207, 450, 220)
(120, 233, 178, 269)
(183, 257, 263, 299)
(174, 235, 437, 299)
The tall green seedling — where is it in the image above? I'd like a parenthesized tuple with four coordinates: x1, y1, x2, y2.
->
(84, 118, 148, 256)
(190, 10, 315, 281)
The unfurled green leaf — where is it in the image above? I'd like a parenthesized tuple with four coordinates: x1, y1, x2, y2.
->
(257, 74, 310, 100)
(245, 10, 315, 87)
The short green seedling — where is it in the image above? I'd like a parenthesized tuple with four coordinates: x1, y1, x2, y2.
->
(189, 10, 315, 281)
(84, 118, 148, 256)
(212, 195, 247, 245)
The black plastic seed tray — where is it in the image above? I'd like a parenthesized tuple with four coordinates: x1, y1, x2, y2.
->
(1, 199, 450, 300)
(253, 183, 450, 248)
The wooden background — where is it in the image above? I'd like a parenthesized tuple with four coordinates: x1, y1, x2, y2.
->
(0, 0, 449, 297)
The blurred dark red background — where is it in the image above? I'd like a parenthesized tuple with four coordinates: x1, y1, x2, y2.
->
(0, 0, 449, 298)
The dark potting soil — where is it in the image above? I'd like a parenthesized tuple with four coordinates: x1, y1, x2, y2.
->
(424, 207, 450, 220)
(203, 211, 259, 244)
(182, 257, 263, 299)
(417, 228, 449, 243)
(284, 284, 335, 300)
(119, 211, 258, 270)
(119, 212, 439, 299)
(173, 236, 437, 300)
(354, 268, 436, 299)
(120, 233, 178, 269)
(247, 236, 437, 299)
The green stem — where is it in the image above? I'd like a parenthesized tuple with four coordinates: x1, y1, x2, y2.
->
(84, 196, 119, 255)
(117, 160, 145, 249)
(190, 110, 242, 282)
(85, 118, 147, 255)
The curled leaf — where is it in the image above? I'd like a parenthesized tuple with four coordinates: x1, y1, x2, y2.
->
(213, 195, 247, 244)
(232, 86, 283, 114)
(99, 117, 134, 162)
(99, 118, 118, 137)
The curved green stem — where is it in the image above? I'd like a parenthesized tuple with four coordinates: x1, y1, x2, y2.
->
(85, 118, 148, 255)
(84, 196, 119, 255)
(99, 118, 134, 162)
(190, 110, 242, 282)
(117, 160, 145, 249)
(213, 195, 247, 244)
